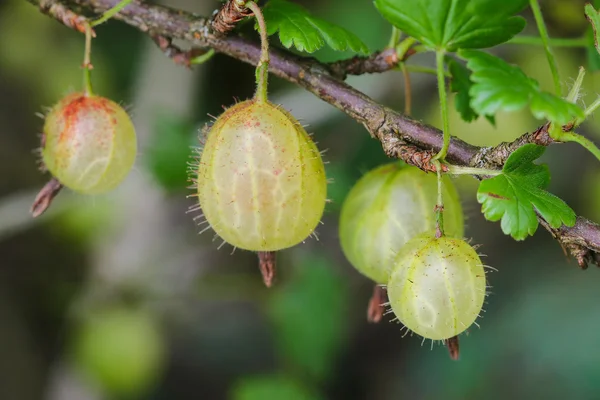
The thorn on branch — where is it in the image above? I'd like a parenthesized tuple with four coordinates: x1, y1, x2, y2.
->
(212, 0, 253, 35)
(328, 48, 399, 80)
(37, 0, 95, 36)
(150, 34, 210, 68)
(31, 178, 63, 218)
(380, 137, 448, 173)
(257, 251, 276, 287)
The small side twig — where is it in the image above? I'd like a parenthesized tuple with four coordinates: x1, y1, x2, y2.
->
(257, 251, 276, 287)
(37, 0, 94, 36)
(150, 34, 211, 68)
(211, 0, 253, 35)
(31, 178, 63, 218)
(378, 137, 449, 173)
(328, 48, 399, 80)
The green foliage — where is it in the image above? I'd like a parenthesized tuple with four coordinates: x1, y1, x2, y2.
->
(262, 0, 369, 54)
(231, 375, 321, 400)
(145, 113, 195, 192)
(477, 144, 576, 240)
(586, 3, 600, 62)
(267, 254, 348, 381)
(459, 50, 584, 125)
(447, 57, 494, 125)
(374, 0, 527, 51)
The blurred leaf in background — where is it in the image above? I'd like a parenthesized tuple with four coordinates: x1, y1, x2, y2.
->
(231, 375, 322, 400)
(145, 112, 197, 193)
(267, 254, 349, 383)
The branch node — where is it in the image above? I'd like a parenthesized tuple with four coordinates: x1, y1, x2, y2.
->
(38, 0, 95, 36)
(211, 0, 253, 35)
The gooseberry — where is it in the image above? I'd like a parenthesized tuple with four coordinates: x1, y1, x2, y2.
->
(195, 99, 327, 251)
(42, 92, 137, 194)
(387, 232, 486, 340)
(339, 162, 464, 284)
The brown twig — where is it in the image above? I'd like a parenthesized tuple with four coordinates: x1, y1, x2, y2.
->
(31, 178, 63, 218)
(24, 0, 600, 266)
(327, 48, 400, 80)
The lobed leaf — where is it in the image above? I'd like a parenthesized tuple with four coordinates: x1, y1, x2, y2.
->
(459, 50, 585, 125)
(448, 57, 494, 124)
(262, 0, 369, 54)
(373, 0, 527, 51)
(477, 144, 576, 240)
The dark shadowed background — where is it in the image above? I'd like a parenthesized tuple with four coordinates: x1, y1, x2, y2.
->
(2, 0, 600, 399)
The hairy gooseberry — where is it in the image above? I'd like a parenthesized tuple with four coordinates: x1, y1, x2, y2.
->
(42, 92, 137, 194)
(387, 232, 486, 340)
(195, 99, 327, 251)
(339, 162, 464, 284)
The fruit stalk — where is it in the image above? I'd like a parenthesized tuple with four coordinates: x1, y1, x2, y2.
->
(434, 160, 445, 238)
(83, 22, 94, 95)
(245, 1, 270, 103)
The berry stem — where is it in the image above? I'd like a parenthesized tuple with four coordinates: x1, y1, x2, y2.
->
(433, 50, 450, 161)
(433, 160, 445, 238)
(400, 63, 412, 115)
(246, 1, 269, 103)
(82, 22, 94, 96)
(529, 0, 562, 96)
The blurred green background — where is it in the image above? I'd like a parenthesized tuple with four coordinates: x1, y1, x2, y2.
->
(3, 0, 600, 399)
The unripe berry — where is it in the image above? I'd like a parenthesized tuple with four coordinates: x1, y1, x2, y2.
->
(339, 162, 464, 284)
(42, 92, 137, 194)
(387, 232, 486, 340)
(196, 99, 327, 251)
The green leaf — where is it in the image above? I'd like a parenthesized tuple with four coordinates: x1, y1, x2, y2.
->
(262, 0, 369, 54)
(586, 3, 600, 56)
(477, 144, 576, 240)
(267, 254, 348, 381)
(373, 0, 527, 51)
(145, 113, 195, 192)
(447, 57, 494, 125)
(231, 376, 321, 400)
(459, 50, 584, 125)
(586, 3, 600, 71)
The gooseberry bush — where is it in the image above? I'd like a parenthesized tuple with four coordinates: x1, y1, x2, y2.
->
(27, 0, 600, 361)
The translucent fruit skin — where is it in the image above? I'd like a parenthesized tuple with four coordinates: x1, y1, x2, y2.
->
(387, 233, 486, 340)
(42, 92, 137, 194)
(197, 99, 327, 251)
(339, 163, 464, 284)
